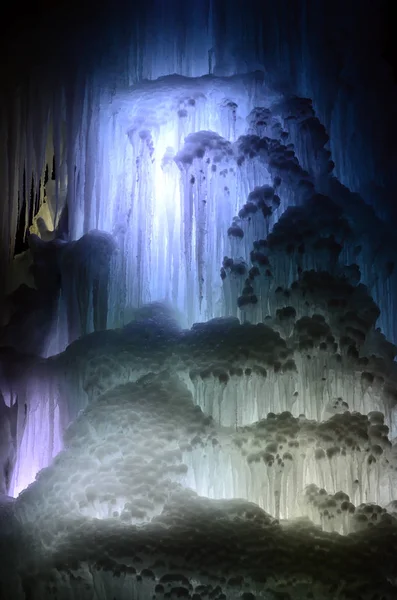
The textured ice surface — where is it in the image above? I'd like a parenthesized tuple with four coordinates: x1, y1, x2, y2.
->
(3, 366, 397, 595)
(3, 306, 396, 507)
(2, 72, 397, 350)
(3, 488, 397, 599)
(2, 94, 397, 594)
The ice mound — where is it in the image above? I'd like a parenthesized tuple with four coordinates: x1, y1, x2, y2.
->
(55, 317, 295, 422)
(4, 489, 397, 599)
(123, 302, 182, 333)
(12, 367, 396, 541)
(5, 294, 397, 502)
(15, 375, 215, 531)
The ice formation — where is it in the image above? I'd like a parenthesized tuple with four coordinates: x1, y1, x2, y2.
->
(1, 1, 397, 599)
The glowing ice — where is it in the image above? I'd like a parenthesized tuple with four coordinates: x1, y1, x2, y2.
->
(1, 2, 397, 597)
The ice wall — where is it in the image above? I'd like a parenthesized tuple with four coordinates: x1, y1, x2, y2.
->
(4, 75, 397, 350)
(4, 355, 397, 598)
(1, 0, 395, 279)
(1, 2, 397, 599)
(1, 2, 396, 492)
(0, 6, 392, 249)
(5, 287, 397, 502)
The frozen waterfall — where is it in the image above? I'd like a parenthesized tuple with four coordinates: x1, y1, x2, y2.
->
(1, 1, 397, 599)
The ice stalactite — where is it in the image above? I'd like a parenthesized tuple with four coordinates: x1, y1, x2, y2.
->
(10, 372, 62, 499)
(0, 394, 18, 495)
(0, 350, 64, 498)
